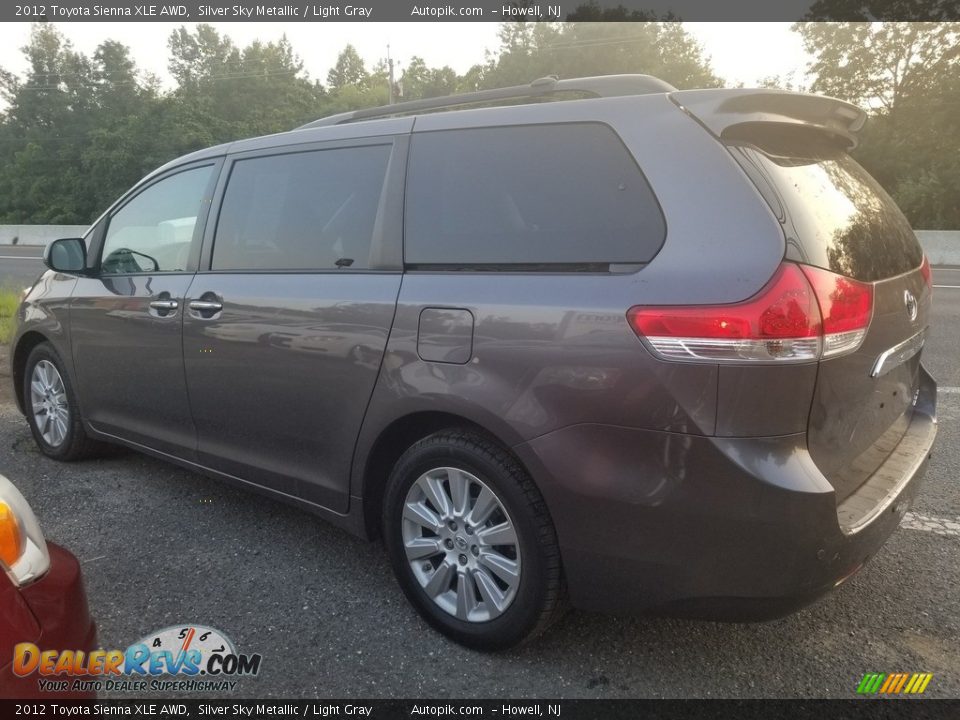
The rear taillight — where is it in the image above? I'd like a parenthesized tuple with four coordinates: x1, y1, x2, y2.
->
(799, 264, 873, 358)
(920, 255, 932, 289)
(627, 262, 873, 363)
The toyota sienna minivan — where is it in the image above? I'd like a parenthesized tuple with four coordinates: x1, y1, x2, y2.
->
(10, 75, 937, 649)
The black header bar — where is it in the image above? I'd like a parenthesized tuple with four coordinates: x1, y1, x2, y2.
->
(4, 0, 960, 23)
(1, 699, 959, 719)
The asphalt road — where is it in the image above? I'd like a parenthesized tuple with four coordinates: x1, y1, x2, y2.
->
(0, 261, 957, 700)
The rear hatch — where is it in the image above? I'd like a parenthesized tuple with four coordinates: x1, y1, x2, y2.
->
(725, 126, 930, 502)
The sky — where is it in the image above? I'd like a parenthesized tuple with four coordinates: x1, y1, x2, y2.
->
(0, 22, 811, 96)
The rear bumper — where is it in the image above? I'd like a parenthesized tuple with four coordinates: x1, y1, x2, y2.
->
(514, 366, 937, 618)
(0, 543, 97, 699)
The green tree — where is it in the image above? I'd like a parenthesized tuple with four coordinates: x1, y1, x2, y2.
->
(794, 21, 960, 228)
(483, 22, 721, 90)
(756, 73, 807, 92)
(168, 24, 239, 93)
(0, 24, 96, 223)
(320, 46, 390, 113)
(326, 44, 368, 90)
(78, 40, 164, 211)
(0, 22, 724, 225)
(166, 26, 324, 145)
(400, 56, 459, 100)
(220, 36, 323, 134)
(795, 22, 960, 110)
(457, 64, 487, 93)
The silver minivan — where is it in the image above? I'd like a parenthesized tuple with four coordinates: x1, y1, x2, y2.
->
(11, 75, 937, 648)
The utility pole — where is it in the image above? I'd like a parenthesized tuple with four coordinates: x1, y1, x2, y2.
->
(387, 44, 395, 105)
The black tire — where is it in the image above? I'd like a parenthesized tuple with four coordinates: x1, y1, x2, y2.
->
(23, 342, 103, 461)
(383, 429, 565, 650)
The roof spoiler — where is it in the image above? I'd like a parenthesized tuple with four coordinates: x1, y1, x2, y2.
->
(669, 88, 867, 149)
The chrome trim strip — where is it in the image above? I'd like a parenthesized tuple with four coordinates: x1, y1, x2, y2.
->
(870, 329, 926, 378)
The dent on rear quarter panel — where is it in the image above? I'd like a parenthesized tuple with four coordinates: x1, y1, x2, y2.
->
(717, 364, 819, 437)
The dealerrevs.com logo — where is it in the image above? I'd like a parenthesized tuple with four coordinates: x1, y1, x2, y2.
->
(13, 625, 261, 694)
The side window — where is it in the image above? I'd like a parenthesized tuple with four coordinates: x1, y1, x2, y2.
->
(405, 123, 666, 267)
(101, 165, 213, 274)
(212, 144, 391, 271)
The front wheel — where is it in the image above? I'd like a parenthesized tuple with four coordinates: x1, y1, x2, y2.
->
(383, 429, 565, 650)
(23, 342, 102, 461)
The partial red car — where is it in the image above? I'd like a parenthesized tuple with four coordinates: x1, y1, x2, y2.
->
(0, 473, 96, 699)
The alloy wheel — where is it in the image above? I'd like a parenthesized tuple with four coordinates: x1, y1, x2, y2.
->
(30, 360, 70, 448)
(402, 466, 521, 622)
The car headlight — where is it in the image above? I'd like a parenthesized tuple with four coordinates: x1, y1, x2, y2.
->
(0, 474, 50, 586)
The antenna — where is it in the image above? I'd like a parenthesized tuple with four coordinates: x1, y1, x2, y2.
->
(387, 44, 395, 106)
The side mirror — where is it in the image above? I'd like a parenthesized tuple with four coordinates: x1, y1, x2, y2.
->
(43, 238, 87, 273)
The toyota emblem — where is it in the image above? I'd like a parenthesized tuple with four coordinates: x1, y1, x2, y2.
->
(904, 289, 918, 322)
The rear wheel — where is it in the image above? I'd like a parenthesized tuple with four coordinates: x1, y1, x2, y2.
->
(383, 429, 565, 650)
(23, 342, 103, 461)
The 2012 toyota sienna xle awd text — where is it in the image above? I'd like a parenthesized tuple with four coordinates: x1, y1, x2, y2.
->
(11, 75, 938, 649)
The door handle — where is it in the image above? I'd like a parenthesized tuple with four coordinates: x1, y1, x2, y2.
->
(148, 298, 178, 317)
(188, 294, 223, 319)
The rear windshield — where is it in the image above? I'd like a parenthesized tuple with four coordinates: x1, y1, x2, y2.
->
(728, 130, 922, 282)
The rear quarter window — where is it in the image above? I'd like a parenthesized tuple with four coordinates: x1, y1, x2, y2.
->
(404, 123, 665, 268)
(729, 130, 922, 282)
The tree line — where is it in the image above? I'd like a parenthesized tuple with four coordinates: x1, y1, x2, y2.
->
(0, 21, 957, 229)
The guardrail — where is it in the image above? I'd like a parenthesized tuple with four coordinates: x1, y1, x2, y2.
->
(916, 231, 960, 267)
(2, 225, 959, 265)
(0, 225, 89, 248)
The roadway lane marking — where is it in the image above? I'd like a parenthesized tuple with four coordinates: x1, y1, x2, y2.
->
(940, 387, 960, 394)
(902, 512, 960, 538)
(933, 284, 960, 288)
(0, 255, 43, 260)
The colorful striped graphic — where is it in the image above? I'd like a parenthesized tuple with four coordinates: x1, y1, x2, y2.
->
(857, 673, 933, 694)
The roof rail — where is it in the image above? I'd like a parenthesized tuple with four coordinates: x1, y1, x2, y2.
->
(299, 74, 677, 129)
